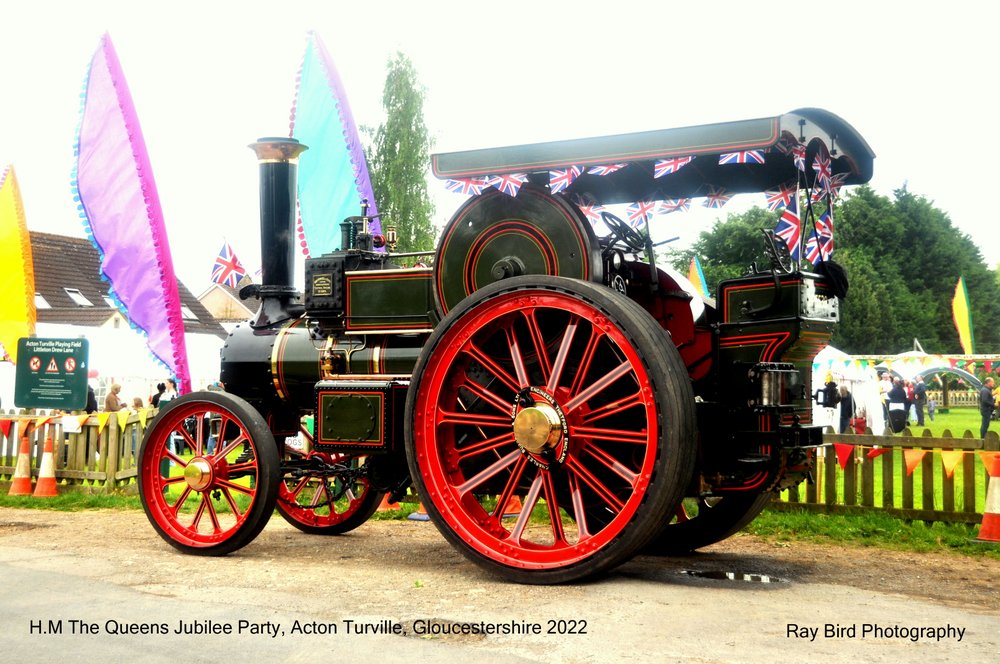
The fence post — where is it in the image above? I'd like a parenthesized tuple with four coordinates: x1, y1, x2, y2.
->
(105, 415, 120, 492)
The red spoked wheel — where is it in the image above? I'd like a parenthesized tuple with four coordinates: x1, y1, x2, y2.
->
(405, 275, 696, 584)
(646, 492, 773, 555)
(138, 391, 279, 555)
(277, 441, 383, 535)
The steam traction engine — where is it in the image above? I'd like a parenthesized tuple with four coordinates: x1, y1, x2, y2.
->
(138, 110, 874, 584)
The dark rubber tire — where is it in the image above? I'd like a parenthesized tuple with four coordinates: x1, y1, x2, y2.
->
(137, 391, 279, 556)
(645, 492, 773, 555)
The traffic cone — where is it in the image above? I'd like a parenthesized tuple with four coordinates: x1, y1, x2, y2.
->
(501, 495, 523, 518)
(32, 436, 58, 498)
(8, 436, 33, 496)
(377, 494, 401, 511)
(407, 502, 430, 521)
(975, 456, 1000, 543)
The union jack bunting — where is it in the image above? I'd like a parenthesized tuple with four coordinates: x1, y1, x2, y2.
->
(774, 195, 801, 261)
(828, 172, 849, 198)
(764, 181, 797, 211)
(487, 173, 529, 196)
(703, 186, 732, 209)
(804, 210, 833, 264)
(791, 144, 806, 172)
(587, 163, 627, 176)
(575, 201, 606, 224)
(548, 166, 583, 194)
(445, 178, 488, 196)
(626, 200, 656, 226)
(658, 198, 691, 214)
(212, 241, 247, 288)
(653, 156, 694, 178)
(774, 133, 800, 155)
(719, 150, 765, 165)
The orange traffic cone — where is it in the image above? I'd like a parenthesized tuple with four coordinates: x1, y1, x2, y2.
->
(32, 437, 58, 498)
(408, 502, 430, 521)
(501, 495, 523, 518)
(377, 494, 401, 511)
(976, 455, 1000, 543)
(8, 436, 33, 496)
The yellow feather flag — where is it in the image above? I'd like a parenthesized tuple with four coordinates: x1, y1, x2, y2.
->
(0, 166, 36, 362)
(951, 276, 975, 354)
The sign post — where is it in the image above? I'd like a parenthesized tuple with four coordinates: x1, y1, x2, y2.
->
(14, 337, 90, 410)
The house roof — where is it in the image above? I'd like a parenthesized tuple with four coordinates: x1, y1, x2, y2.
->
(31, 231, 227, 339)
(196, 275, 256, 323)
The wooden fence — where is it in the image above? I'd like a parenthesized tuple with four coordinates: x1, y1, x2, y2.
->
(776, 429, 1000, 524)
(0, 409, 152, 494)
(1, 409, 998, 526)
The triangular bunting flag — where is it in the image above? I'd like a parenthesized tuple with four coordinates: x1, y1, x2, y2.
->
(35, 416, 52, 429)
(939, 450, 964, 479)
(980, 451, 1000, 472)
(833, 443, 854, 470)
(0, 418, 11, 439)
(77, 414, 91, 428)
(116, 409, 130, 431)
(903, 449, 927, 476)
(138, 408, 149, 428)
(866, 447, 891, 459)
(97, 412, 112, 435)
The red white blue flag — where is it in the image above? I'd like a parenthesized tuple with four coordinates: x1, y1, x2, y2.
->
(764, 181, 797, 211)
(548, 166, 582, 194)
(626, 200, 656, 226)
(658, 198, 691, 214)
(719, 150, 765, 165)
(774, 194, 801, 261)
(791, 144, 806, 172)
(703, 186, 732, 208)
(488, 173, 529, 196)
(587, 163, 627, 176)
(653, 156, 694, 178)
(445, 178, 488, 196)
(812, 150, 832, 192)
(212, 241, 247, 288)
(805, 208, 834, 264)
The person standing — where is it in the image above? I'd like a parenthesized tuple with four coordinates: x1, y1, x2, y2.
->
(150, 382, 166, 408)
(838, 385, 854, 434)
(887, 379, 909, 434)
(980, 377, 995, 439)
(104, 383, 127, 412)
(913, 375, 928, 426)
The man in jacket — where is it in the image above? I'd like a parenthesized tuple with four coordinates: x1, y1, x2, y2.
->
(980, 377, 995, 439)
(913, 376, 928, 426)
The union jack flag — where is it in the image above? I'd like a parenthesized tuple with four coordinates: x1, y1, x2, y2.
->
(548, 166, 583, 194)
(658, 198, 691, 214)
(445, 178, 488, 195)
(828, 172, 848, 198)
(653, 156, 694, 178)
(719, 150, 765, 165)
(812, 151, 832, 192)
(575, 201, 606, 224)
(703, 186, 732, 209)
(488, 173, 529, 196)
(774, 195, 801, 262)
(774, 133, 800, 155)
(804, 209, 834, 264)
(791, 143, 806, 172)
(764, 181, 797, 211)
(626, 200, 656, 227)
(587, 163, 627, 176)
(212, 241, 247, 288)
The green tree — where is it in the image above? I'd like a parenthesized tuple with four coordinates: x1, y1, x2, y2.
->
(367, 52, 435, 252)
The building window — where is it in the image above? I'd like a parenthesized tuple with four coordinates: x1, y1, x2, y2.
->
(181, 305, 198, 321)
(35, 293, 51, 309)
(64, 288, 94, 307)
(103, 296, 117, 308)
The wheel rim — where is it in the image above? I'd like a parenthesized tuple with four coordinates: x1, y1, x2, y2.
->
(278, 445, 374, 528)
(139, 401, 266, 547)
(412, 289, 660, 570)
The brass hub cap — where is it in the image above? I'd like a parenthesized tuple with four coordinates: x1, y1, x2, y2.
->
(513, 402, 563, 454)
(183, 458, 214, 492)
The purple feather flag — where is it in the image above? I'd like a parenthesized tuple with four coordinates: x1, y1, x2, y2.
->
(72, 33, 191, 393)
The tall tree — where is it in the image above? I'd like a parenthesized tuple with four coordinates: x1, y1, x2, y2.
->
(367, 52, 435, 253)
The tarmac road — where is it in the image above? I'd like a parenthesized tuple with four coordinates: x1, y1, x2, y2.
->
(1, 508, 997, 663)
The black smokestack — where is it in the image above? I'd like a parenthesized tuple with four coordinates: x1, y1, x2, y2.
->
(248, 137, 308, 326)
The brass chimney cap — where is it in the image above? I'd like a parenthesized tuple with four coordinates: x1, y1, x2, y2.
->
(249, 137, 308, 163)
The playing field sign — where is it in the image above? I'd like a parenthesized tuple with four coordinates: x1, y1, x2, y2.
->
(14, 337, 90, 409)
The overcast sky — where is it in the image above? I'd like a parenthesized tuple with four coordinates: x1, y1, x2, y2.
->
(1, 1, 995, 292)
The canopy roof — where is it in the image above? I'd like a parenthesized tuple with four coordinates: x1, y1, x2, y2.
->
(431, 108, 874, 206)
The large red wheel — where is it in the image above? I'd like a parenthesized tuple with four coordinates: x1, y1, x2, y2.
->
(405, 275, 696, 584)
(646, 492, 773, 555)
(277, 442, 383, 535)
(138, 392, 279, 555)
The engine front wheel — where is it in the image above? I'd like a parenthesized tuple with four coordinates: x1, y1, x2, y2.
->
(137, 391, 280, 556)
(645, 492, 773, 555)
(405, 275, 696, 584)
